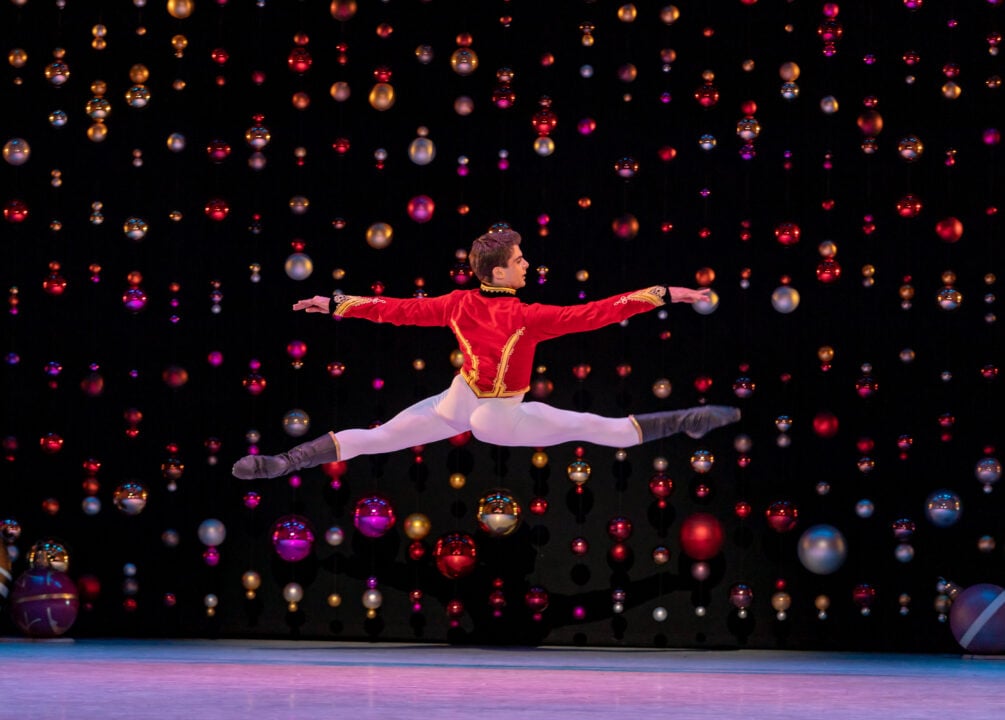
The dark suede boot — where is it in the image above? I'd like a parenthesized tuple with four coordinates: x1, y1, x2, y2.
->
(232, 432, 340, 479)
(633, 405, 741, 442)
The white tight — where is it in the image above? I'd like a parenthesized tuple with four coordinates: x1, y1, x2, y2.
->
(335, 374, 642, 461)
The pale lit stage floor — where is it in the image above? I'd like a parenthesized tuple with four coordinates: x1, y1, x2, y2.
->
(2, 639, 1003, 720)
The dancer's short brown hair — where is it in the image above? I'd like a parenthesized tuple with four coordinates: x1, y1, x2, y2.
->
(469, 225, 522, 283)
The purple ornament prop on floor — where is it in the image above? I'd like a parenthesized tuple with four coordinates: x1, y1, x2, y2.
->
(950, 584, 1005, 654)
(9, 568, 79, 638)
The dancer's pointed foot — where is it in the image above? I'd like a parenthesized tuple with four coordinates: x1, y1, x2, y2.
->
(231, 432, 340, 480)
(232, 454, 292, 480)
(634, 405, 741, 442)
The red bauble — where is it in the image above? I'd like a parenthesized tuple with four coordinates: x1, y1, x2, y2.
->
(765, 500, 799, 533)
(528, 497, 549, 515)
(812, 411, 840, 438)
(524, 586, 549, 614)
(935, 217, 963, 243)
(608, 542, 632, 563)
(607, 516, 633, 542)
(287, 47, 312, 73)
(816, 258, 842, 283)
(204, 198, 230, 221)
(3, 199, 29, 223)
(407, 540, 426, 561)
(679, 512, 724, 560)
(433, 533, 477, 579)
(774, 221, 801, 246)
(648, 473, 674, 501)
(320, 460, 347, 478)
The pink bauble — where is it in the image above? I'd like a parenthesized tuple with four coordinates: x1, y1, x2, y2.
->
(353, 495, 396, 538)
(406, 195, 435, 223)
(270, 514, 315, 562)
(524, 586, 549, 614)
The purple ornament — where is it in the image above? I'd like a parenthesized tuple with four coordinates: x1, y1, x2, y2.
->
(406, 195, 435, 223)
(353, 495, 396, 538)
(270, 514, 315, 562)
(9, 569, 79, 637)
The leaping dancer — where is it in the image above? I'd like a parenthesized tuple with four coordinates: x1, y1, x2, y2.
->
(233, 226, 740, 480)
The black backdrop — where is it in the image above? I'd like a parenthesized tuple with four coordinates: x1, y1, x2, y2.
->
(1, 0, 1002, 651)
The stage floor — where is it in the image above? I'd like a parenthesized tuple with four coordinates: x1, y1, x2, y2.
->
(1, 638, 1002, 719)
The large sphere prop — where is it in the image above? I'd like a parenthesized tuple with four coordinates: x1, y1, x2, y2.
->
(950, 584, 1005, 654)
(9, 568, 79, 637)
(0, 543, 12, 611)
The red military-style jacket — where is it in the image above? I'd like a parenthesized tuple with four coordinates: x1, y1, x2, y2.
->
(333, 283, 666, 398)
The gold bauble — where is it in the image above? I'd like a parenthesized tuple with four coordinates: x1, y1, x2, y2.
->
(167, 0, 195, 20)
(330, 0, 357, 21)
(404, 512, 432, 541)
(368, 83, 395, 111)
(365, 222, 393, 249)
(87, 122, 109, 142)
(130, 64, 150, 83)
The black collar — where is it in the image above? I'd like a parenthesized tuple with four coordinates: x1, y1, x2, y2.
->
(479, 283, 517, 297)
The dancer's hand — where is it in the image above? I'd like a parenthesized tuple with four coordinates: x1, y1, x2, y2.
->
(293, 296, 331, 313)
(667, 286, 711, 304)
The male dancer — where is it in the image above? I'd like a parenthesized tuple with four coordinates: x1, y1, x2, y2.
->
(233, 226, 740, 480)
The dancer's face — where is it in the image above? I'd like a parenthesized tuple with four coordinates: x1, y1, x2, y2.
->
(492, 244, 529, 289)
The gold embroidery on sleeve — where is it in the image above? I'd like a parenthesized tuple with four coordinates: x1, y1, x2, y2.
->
(614, 286, 666, 307)
(332, 295, 386, 316)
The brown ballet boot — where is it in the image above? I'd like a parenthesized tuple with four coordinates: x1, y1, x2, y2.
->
(632, 405, 741, 441)
(232, 432, 340, 479)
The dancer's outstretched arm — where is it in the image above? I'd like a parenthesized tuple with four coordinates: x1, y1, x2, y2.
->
(293, 291, 460, 327)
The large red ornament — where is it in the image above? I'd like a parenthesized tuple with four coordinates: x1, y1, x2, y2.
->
(679, 512, 724, 560)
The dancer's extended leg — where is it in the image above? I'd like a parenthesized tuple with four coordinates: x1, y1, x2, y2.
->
(232, 376, 478, 479)
(469, 399, 641, 448)
(468, 399, 740, 448)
